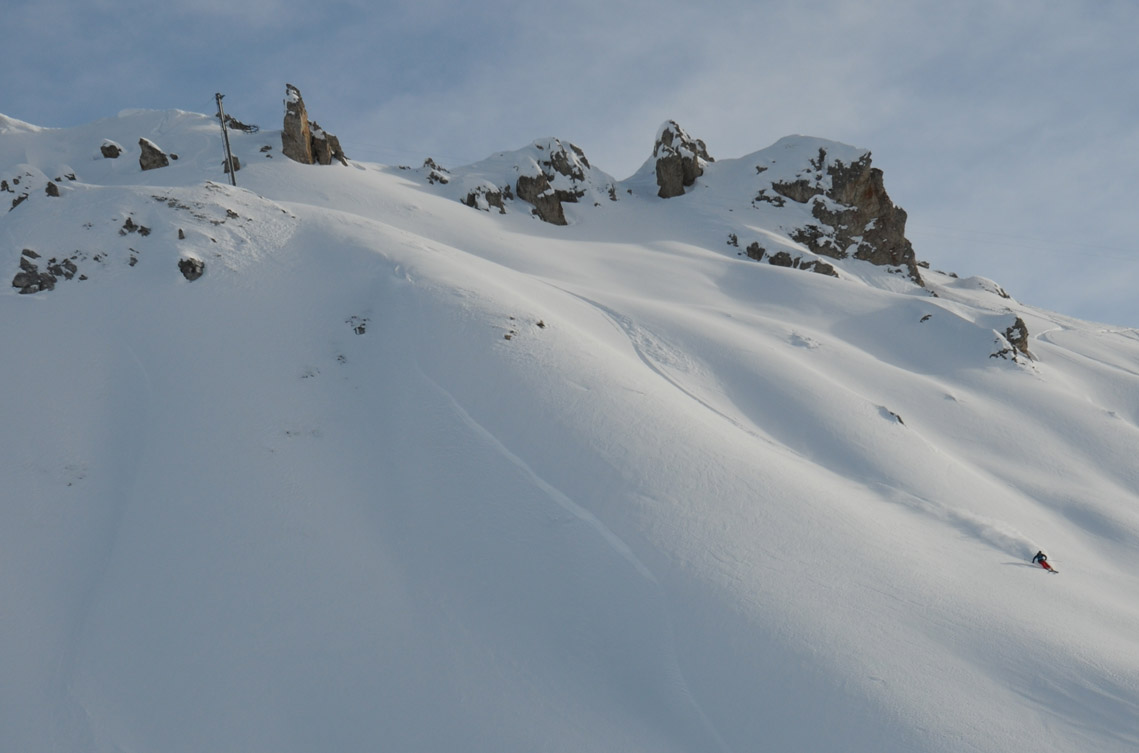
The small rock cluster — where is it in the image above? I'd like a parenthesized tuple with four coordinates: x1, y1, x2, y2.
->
(742, 242, 838, 277)
(12, 249, 85, 293)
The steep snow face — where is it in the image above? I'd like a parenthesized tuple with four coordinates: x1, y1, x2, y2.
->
(3, 108, 1139, 753)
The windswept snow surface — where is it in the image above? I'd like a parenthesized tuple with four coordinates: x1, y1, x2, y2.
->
(3, 110, 1139, 753)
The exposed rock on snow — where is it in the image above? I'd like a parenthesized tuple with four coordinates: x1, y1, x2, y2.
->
(1005, 317, 1032, 358)
(652, 120, 713, 198)
(101, 140, 123, 158)
(138, 138, 170, 171)
(744, 241, 839, 277)
(178, 257, 205, 281)
(421, 157, 450, 185)
(515, 172, 568, 225)
(11, 248, 81, 293)
(989, 316, 1034, 362)
(759, 140, 922, 283)
(281, 84, 347, 166)
(442, 138, 617, 225)
(462, 183, 508, 214)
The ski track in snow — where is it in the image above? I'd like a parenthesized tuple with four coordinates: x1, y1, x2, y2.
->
(556, 287, 789, 454)
(415, 365, 735, 753)
(873, 483, 1039, 560)
(416, 364, 657, 584)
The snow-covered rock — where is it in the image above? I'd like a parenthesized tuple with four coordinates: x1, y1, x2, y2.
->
(650, 119, 713, 198)
(434, 137, 617, 225)
(138, 137, 170, 171)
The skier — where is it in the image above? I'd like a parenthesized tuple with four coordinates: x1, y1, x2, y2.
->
(1032, 550, 1055, 572)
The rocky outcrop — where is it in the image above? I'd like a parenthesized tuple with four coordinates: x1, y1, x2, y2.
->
(515, 172, 568, 225)
(281, 84, 312, 163)
(987, 315, 1034, 362)
(653, 121, 713, 198)
(443, 138, 616, 226)
(101, 140, 123, 158)
(178, 257, 205, 281)
(764, 144, 921, 284)
(509, 139, 601, 224)
(744, 242, 838, 277)
(462, 184, 509, 214)
(281, 84, 347, 166)
(139, 138, 170, 171)
(11, 248, 81, 294)
(311, 126, 347, 166)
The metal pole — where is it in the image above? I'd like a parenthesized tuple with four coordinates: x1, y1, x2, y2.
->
(215, 93, 237, 186)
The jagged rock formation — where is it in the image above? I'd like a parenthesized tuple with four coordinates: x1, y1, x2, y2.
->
(139, 138, 170, 171)
(515, 172, 568, 225)
(443, 138, 616, 226)
(281, 84, 347, 166)
(1005, 317, 1032, 358)
(995, 316, 1033, 361)
(762, 143, 922, 284)
(436, 126, 921, 283)
(653, 121, 713, 198)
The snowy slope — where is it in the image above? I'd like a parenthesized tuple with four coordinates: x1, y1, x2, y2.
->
(2, 109, 1138, 753)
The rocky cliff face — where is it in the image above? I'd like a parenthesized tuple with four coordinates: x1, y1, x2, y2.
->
(765, 145, 921, 284)
(281, 84, 347, 166)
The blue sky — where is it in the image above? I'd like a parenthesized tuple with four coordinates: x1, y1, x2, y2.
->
(4, 0, 1137, 327)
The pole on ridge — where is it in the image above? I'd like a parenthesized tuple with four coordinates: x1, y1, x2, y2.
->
(215, 93, 237, 187)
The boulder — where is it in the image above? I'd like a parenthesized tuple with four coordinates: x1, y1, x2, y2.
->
(138, 138, 170, 171)
(101, 140, 123, 158)
(178, 257, 205, 281)
(12, 249, 56, 293)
